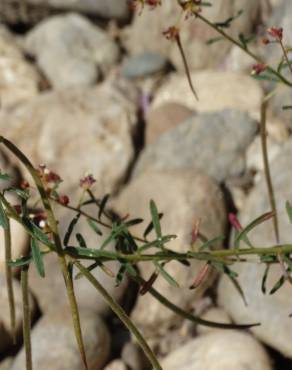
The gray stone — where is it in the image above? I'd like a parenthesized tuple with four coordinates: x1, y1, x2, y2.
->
(121, 341, 150, 370)
(134, 110, 258, 182)
(160, 331, 272, 370)
(121, 52, 168, 80)
(196, 307, 232, 335)
(0, 358, 13, 370)
(24, 13, 120, 88)
(218, 137, 292, 358)
(112, 169, 226, 337)
(152, 71, 263, 117)
(0, 25, 40, 109)
(123, 0, 259, 71)
(1, 0, 130, 21)
(0, 79, 138, 197)
(104, 360, 127, 370)
(10, 306, 110, 370)
(0, 272, 35, 353)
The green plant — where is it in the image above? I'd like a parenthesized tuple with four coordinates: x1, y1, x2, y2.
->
(1, 1, 292, 370)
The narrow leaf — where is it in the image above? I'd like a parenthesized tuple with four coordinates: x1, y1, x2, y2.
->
(150, 200, 162, 239)
(76, 233, 87, 248)
(0, 200, 8, 229)
(143, 212, 163, 239)
(31, 238, 45, 278)
(98, 194, 110, 220)
(87, 219, 103, 236)
(154, 262, 179, 287)
(270, 275, 285, 294)
(64, 213, 81, 246)
(286, 201, 292, 223)
(0, 172, 11, 181)
(261, 264, 270, 294)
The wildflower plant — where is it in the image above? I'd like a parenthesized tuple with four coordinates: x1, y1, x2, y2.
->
(1, 1, 292, 370)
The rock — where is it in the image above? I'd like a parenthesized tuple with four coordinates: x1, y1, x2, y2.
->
(124, 1, 259, 71)
(0, 25, 40, 109)
(223, 44, 258, 73)
(104, 360, 127, 370)
(134, 110, 258, 183)
(160, 331, 272, 370)
(1, 0, 130, 21)
(29, 203, 128, 316)
(197, 307, 232, 335)
(246, 135, 282, 173)
(121, 341, 150, 370)
(0, 219, 29, 274)
(0, 271, 35, 352)
(152, 71, 263, 118)
(121, 52, 168, 80)
(145, 102, 195, 145)
(0, 358, 13, 370)
(112, 170, 226, 336)
(24, 13, 120, 88)
(0, 79, 138, 197)
(10, 306, 110, 370)
(218, 137, 292, 358)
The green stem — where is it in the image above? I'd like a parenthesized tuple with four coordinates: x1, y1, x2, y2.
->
(132, 275, 259, 329)
(260, 101, 279, 243)
(3, 214, 16, 344)
(21, 267, 32, 370)
(0, 136, 88, 370)
(194, 12, 292, 87)
(74, 261, 163, 370)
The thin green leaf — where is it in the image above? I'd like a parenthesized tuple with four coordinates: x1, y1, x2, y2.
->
(282, 105, 292, 110)
(98, 194, 110, 220)
(124, 218, 144, 227)
(154, 262, 179, 287)
(150, 200, 162, 239)
(286, 201, 292, 223)
(206, 36, 224, 45)
(100, 224, 125, 250)
(125, 263, 137, 277)
(252, 74, 280, 82)
(199, 235, 225, 250)
(0, 172, 11, 181)
(116, 265, 126, 286)
(8, 256, 32, 267)
(31, 238, 45, 278)
(65, 246, 117, 259)
(0, 200, 8, 229)
(143, 212, 163, 239)
(87, 219, 103, 236)
(75, 261, 100, 280)
(5, 187, 30, 200)
(261, 264, 270, 294)
(270, 275, 285, 294)
(234, 211, 274, 250)
(139, 234, 176, 252)
(215, 10, 243, 28)
(64, 213, 81, 246)
(76, 233, 87, 248)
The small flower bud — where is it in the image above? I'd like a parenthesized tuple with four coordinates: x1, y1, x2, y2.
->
(251, 63, 267, 75)
(267, 27, 283, 41)
(80, 174, 96, 190)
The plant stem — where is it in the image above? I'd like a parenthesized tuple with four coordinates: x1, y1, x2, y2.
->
(260, 101, 279, 243)
(0, 136, 88, 370)
(21, 267, 32, 370)
(3, 214, 16, 343)
(74, 261, 163, 370)
(194, 12, 292, 87)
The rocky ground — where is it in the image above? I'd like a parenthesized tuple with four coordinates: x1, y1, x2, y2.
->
(0, 0, 292, 369)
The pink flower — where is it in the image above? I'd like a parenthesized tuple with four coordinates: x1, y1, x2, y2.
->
(267, 27, 283, 41)
(79, 174, 96, 190)
(251, 63, 267, 75)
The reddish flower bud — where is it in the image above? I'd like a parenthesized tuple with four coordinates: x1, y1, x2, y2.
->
(261, 37, 270, 45)
(58, 195, 70, 206)
(80, 174, 96, 190)
(20, 180, 30, 189)
(267, 27, 283, 41)
(14, 204, 22, 215)
(251, 63, 267, 75)
(229, 213, 242, 232)
(163, 26, 180, 41)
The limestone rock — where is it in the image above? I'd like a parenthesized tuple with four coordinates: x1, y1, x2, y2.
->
(134, 110, 258, 182)
(24, 13, 120, 88)
(160, 331, 272, 370)
(10, 306, 110, 370)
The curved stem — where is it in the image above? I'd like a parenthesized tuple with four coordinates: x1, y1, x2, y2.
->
(74, 261, 163, 370)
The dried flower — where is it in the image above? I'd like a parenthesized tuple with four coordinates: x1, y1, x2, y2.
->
(251, 63, 267, 75)
(267, 27, 283, 41)
(38, 164, 62, 188)
(58, 195, 70, 206)
(163, 26, 179, 41)
(20, 180, 30, 189)
(80, 174, 96, 190)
